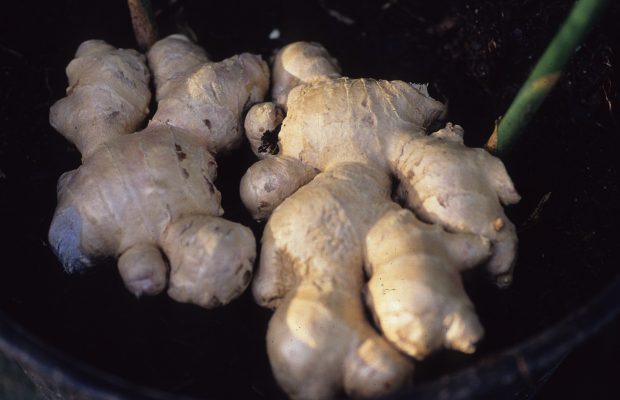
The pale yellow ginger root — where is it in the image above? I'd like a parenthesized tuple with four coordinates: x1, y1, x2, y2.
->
(390, 122, 521, 284)
(365, 209, 491, 359)
(49, 34, 269, 308)
(258, 164, 413, 399)
(271, 41, 341, 108)
(241, 41, 520, 399)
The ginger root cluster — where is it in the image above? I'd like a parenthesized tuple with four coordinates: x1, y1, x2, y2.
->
(49, 37, 520, 400)
(241, 42, 520, 399)
(49, 35, 268, 308)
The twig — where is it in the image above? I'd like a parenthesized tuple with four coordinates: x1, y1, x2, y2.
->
(127, 0, 159, 50)
(485, 0, 609, 158)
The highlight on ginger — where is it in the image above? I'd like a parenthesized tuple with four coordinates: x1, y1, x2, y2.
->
(241, 41, 520, 399)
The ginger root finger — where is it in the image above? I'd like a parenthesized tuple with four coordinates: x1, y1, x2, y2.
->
(49, 40, 151, 159)
(240, 156, 318, 220)
(161, 215, 255, 308)
(272, 41, 342, 108)
(118, 243, 168, 297)
(365, 209, 488, 358)
(388, 123, 520, 284)
(148, 35, 270, 153)
(147, 34, 210, 98)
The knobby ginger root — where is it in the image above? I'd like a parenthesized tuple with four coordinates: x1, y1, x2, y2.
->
(241, 42, 520, 399)
(49, 35, 269, 307)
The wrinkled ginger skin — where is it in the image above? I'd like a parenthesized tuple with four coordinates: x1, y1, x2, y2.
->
(389, 123, 521, 284)
(365, 209, 490, 359)
(49, 40, 151, 159)
(241, 41, 520, 399)
(49, 35, 269, 308)
(257, 163, 413, 400)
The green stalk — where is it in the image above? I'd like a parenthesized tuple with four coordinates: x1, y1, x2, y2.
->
(486, 0, 609, 158)
(127, 0, 159, 50)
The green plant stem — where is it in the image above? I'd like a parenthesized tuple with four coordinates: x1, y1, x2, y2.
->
(127, 0, 158, 50)
(486, 0, 609, 158)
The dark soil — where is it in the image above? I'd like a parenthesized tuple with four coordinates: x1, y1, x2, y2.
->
(1, 1, 619, 399)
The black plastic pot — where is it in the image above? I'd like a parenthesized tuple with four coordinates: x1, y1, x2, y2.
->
(2, 279, 620, 399)
(1, 1, 619, 399)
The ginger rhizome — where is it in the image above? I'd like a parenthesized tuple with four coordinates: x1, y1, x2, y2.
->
(241, 42, 520, 399)
(49, 35, 269, 307)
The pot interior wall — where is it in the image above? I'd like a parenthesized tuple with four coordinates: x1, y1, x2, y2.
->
(0, 1, 618, 399)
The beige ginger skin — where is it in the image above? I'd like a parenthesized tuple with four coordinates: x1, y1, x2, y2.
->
(241, 42, 520, 399)
(48, 35, 269, 308)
